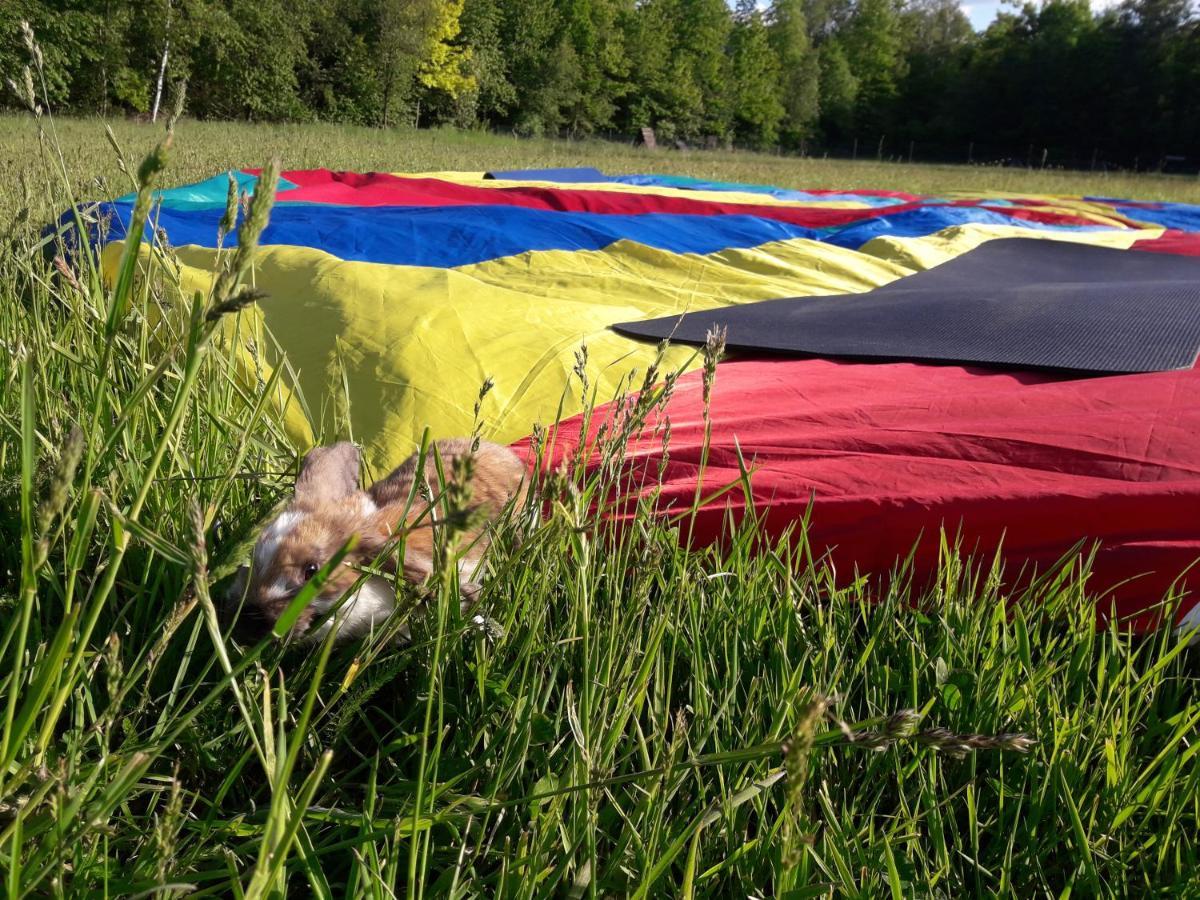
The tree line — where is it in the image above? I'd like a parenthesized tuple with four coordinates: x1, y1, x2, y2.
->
(4, 0, 1198, 170)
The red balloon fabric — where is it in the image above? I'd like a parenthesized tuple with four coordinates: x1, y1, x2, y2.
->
(1133, 230, 1200, 256)
(513, 355, 1200, 632)
(129, 165, 1200, 631)
(259, 169, 1103, 229)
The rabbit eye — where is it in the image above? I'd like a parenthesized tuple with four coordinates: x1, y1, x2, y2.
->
(303, 562, 319, 580)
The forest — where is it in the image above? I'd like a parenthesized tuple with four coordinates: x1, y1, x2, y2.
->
(3, 0, 1198, 170)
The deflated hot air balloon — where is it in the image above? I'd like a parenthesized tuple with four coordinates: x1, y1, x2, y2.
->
(75, 166, 1200, 632)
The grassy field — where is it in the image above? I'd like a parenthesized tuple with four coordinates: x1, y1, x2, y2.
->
(3, 101, 1200, 899)
(4, 113, 1200, 224)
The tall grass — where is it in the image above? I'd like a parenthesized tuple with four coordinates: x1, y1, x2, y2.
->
(2, 46, 1200, 897)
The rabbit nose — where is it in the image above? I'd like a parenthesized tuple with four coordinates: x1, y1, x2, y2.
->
(230, 605, 275, 642)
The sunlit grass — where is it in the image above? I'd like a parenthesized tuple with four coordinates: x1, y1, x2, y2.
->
(3, 112, 1200, 227)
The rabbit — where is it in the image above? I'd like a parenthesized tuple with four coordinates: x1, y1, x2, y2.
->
(226, 438, 528, 644)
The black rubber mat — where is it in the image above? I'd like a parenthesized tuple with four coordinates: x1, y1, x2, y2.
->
(612, 239, 1200, 374)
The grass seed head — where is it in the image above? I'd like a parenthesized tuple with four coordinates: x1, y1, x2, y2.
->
(206, 287, 267, 322)
(35, 424, 84, 562)
(167, 79, 187, 130)
(5, 69, 36, 113)
(137, 136, 172, 190)
(474, 375, 495, 420)
(915, 727, 1038, 758)
(20, 21, 41, 68)
(845, 709, 923, 750)
(52, 256, 81, 293)
(218, 171, 239, 245)
(188, 499, 208, 585)
(702, 325, 726, 407)
(572, 340, 590, 400)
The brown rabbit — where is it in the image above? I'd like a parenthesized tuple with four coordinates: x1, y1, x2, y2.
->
(228, 438, 528, 643)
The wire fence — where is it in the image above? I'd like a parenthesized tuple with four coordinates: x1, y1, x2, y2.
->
(587, 127, 1199, 176)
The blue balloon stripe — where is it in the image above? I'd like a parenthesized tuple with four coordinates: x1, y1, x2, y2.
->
(86, 196, 1117, 268)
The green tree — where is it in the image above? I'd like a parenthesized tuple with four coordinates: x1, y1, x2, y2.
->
(1113, 0, 1196, 159)
(375, 0, 436, 127)
(675, 0, 734, 138)
(2, 0, 140, 111)
(184, 0, 312, 121)
(556, 0, 634, 135)
(817, 38, 857, 139)
(839, 0, 906, 137)
(894, 0, 974, 147)
(457, 0, 517, 125)
(621, 0, 702, 141)
(901, 0, 973, 52)
(300, 0, 385, 124)
(3, 0, 1196, 171)
(416, 0, 475, 113)
(730, 0, 785, 148)
(768, 0, 822, 146)
(492, 0, 565, 134)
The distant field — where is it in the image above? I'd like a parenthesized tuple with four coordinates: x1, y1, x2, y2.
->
(3, 113, 1200, 222)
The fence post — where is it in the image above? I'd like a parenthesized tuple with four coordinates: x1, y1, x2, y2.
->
(908, 140, 914, 164)
(852, 137, 858, 160)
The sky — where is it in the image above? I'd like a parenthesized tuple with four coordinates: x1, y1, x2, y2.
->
(741, 0, 1138, 35)
(960, 0, 1126, 30)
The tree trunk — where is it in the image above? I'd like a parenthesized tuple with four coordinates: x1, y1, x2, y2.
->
(151, 0, 173, 122)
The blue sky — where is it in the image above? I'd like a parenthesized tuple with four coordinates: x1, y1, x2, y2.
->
(738, 1, 1135, 38)
(960, 0, 1125, 30)
(961, 0, 1019, 28)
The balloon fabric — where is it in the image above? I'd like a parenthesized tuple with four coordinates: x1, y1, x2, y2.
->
(81, 166, 1200, 631)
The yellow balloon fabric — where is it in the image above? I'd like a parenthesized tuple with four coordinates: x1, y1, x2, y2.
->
(97, 170, 1172, 475)
(106, 236, 910, 474)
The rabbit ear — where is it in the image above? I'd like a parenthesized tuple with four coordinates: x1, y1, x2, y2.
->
(295, 442, 360, 504)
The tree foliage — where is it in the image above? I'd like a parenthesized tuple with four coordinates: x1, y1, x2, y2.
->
(730, 0, 785, 148)
(768, 0, 822, 144)
(4, 0, 1199, 166)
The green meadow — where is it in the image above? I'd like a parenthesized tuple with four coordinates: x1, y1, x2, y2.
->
(4, 113, 1200, 225)
(2, 104, 1200, 898)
